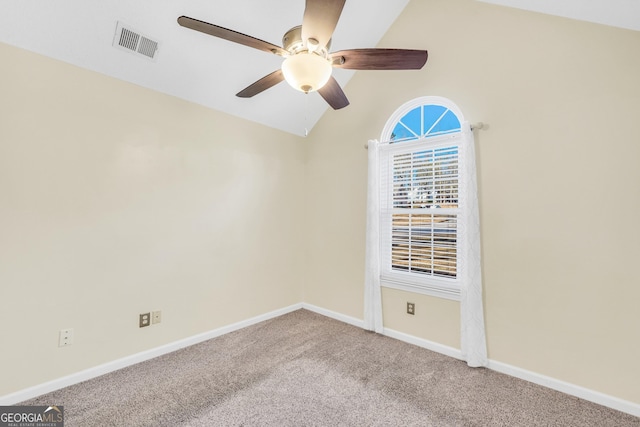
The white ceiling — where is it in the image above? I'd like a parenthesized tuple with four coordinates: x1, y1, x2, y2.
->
(478, 0, 640, 33)
(0, 0, 410, 137)
(1, 1, 637, 136)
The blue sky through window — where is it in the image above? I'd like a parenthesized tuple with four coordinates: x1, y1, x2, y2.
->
(391, 104, 461, 142)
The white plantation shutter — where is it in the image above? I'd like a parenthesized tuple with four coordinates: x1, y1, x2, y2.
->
(379, 134, 463, 300)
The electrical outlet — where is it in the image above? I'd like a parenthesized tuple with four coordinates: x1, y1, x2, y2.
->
(407, 302, 415, 315)
(152, 310, 161, 324)
(139, 312, 151, 328)
(59, 328, 74, 347)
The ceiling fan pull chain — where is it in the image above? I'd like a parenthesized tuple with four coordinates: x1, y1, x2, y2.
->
(304, 92, 309, 137)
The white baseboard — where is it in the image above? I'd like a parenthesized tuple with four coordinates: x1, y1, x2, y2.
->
(309, 305, 640, 418)
(382, 328, 465, 362)
(3, 302, 639, 418)
(487, 360, 640, 417)
(0, 303, 303, 406)
(301, 303, 364, 329)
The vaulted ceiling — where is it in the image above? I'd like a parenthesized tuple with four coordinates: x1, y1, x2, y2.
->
(1, 1, 637, 136)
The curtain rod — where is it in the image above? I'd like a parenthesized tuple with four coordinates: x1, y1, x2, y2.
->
(364, 122, 485, 149)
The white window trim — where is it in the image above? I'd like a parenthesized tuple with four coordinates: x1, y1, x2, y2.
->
(378, 97, 468, 302)
(379, 132, 464, 301)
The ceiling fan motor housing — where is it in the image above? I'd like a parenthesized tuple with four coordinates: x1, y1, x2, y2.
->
(282, 26, 331, 54)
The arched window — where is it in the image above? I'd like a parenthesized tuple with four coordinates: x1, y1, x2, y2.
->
(383, 96, 464, 143)
(377, 96, 468, 299)
(365, 96, 487, 366)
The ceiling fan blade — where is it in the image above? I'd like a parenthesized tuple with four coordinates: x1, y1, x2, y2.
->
(178, 16, 286, 56)
(301, 0, 346, 49)
(318, 76, 349, 110)
(236, 70, 285, 98)
(331, 49, 428, 70)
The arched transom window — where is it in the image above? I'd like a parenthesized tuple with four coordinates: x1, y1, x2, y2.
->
(383, 96, 465, 143)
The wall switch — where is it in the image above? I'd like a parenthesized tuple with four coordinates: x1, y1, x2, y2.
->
(139, 312, 151, 328)
(407, 302, 415, 315)
(59, 328, 74, 347)
(152, 310, 161, 324)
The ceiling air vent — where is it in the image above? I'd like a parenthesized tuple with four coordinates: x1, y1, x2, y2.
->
(113, 21, 160, 61)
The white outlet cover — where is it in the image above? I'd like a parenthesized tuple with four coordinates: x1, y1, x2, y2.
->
(152, 311, 161, 324)
(58, 328, 74, 347)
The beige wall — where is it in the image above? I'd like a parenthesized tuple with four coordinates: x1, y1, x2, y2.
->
(2, 0, 640, 408)
(0, 42, 305, 395)
(305, 0, 640, 404)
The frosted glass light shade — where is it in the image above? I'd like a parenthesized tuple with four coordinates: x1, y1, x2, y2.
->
(281, 53, 332, 93)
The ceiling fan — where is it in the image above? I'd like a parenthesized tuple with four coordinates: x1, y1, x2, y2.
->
(177, 0, 428, 110)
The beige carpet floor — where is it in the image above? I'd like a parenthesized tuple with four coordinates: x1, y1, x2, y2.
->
(23, 309, 640, 426)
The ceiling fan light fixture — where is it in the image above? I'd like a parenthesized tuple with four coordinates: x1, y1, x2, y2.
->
(281, 52, 332, 93)
(178, 0, 427, 110)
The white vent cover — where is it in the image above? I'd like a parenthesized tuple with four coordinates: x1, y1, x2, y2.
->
(113, 21, 159, 61)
